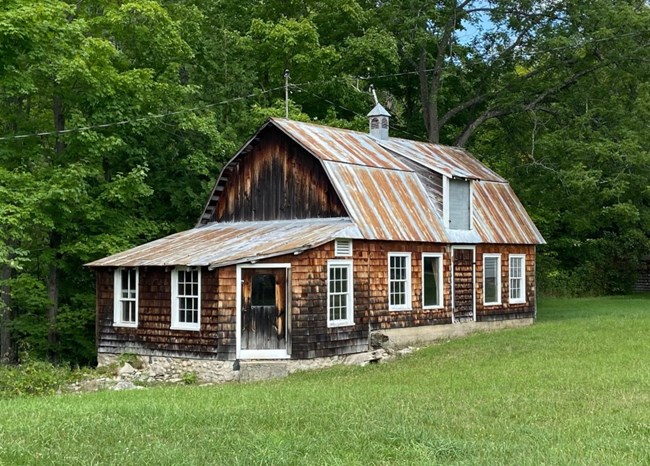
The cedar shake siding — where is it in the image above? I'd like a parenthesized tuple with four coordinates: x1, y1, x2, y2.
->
(96, 241, 536, 361)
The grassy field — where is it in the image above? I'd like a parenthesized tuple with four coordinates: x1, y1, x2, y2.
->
(0, 296, 649, 465)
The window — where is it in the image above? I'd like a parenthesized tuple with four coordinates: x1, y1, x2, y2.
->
(483, 254, 501, 305)
(389, 253, 411, 310)
(251, 274, 275, 306)
(448, 178, 471, 230)
(335, 238, 353, 257)
(171, 267, 201, 331)
(422, 253, 443, 308)
(113, 268, 138, 327)
(327, 260, 354, 327)
(509, 255, 526, 304)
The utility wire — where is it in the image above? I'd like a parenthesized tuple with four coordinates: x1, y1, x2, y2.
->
(0, 86, 286, 142)
(292, 84, 425, 141)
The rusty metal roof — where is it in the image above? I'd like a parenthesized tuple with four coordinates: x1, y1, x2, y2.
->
(378, 137, 505, 182)
(271, 118, 411, 170)
(323, 161, 448, 242)
(91, 118, 544, 268)
(473, 181, 545, 244)
(86, 218, 362, 268)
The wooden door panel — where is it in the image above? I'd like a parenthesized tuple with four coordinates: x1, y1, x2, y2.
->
(241, 269, 287, 351)
(453, 249, 474, 322)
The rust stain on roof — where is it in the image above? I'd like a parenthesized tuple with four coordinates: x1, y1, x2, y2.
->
(272, 118, 411, 170)
(86, 218, 362, 268)
(379, 138, 505, 182)
(323, 161, 447, 242)
(473, 181, 546, 244)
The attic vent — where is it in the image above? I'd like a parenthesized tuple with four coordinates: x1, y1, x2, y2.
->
(335, 239, 353, 257)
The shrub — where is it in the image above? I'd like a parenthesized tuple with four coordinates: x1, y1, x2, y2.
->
(0, 358, 73, 399)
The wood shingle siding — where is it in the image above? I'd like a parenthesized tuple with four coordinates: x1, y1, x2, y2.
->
(97, 241, 535, 361)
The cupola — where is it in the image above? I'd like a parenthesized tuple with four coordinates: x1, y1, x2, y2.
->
(367, 103, 390, 140)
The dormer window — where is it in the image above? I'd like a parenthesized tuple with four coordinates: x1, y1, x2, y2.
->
(446, 178, 472, 230)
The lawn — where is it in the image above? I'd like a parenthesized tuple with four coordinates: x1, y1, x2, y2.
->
(0, 296, 648, 465)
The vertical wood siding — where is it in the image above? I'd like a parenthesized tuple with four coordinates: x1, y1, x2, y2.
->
(215, 127, 347, 222)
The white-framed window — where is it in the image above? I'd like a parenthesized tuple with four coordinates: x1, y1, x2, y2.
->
(483, 254, 501, 305)
(327, 260, 354, 327)
(388, 252, 411, 310)
(422, 253, 443, 309)
(509, 254, 526, 304)
(113, 268, 138, 327)
(171, 267, 201, 331)
(335, 238, 353, 257)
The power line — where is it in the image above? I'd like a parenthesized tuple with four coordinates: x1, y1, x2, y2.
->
(292, 83, 425, 141)
(0, 86, 286, 142)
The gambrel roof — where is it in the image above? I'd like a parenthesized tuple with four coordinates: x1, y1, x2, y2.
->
(88, 118, 544, 268)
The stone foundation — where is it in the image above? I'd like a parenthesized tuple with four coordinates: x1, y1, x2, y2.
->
(96, 319, 533, 385)
(97, 349, 392, 384)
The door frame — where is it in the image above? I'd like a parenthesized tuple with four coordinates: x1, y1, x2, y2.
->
(236, 263, 291, 359)
(450, 246, 476, 323)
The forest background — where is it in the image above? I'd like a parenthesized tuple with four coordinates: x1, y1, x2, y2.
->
(1, 0, 649, 365)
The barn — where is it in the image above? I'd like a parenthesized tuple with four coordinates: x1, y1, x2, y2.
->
(87, 107, 545, 379)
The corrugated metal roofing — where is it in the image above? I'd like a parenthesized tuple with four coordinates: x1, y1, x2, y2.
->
(271, 118, 411, 170)
(323, 161, 448, 242)
(473, 181, 546, 244)
(90, 118, 544, 268)
(378, 137, 505, 182)
(86, 218, 362, 268)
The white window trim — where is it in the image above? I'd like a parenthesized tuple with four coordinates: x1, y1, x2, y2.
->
(509, 254, 527, 304)
(483, 253, 502, 306)
(334, 238, 353, 257)
(327, 259, 354, 328)
(421, 253, 444, 309)
(171, 267, 201, 331)
(388, 252, 412, 311)
(113, 268, 138, 328)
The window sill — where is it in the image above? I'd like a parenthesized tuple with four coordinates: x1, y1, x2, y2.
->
(170, 325, 200, 332)
(389, 307, 413, 312)
(422, 305, 444, 310)
(509, 300, 527, 305)
(327, 321, 354, 328)
(113, 322, 138, 328)
(483, 302, 501, 307)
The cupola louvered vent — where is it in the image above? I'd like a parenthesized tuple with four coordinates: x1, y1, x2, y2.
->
(335, 239, 353, 257)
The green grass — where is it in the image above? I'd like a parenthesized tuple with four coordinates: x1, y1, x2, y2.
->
(1, 296, 649, 465)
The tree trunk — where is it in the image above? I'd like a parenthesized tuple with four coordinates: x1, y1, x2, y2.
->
(47, 92, 65, 362)
(0, 263, 13, 364)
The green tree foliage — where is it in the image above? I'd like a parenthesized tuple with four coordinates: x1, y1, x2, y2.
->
(0, 0, 648, 364)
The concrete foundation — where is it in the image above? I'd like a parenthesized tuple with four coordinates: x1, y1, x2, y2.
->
(374, 318, 534, 348)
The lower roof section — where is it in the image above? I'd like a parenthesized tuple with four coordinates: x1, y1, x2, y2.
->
(86, 218, 363, 269)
